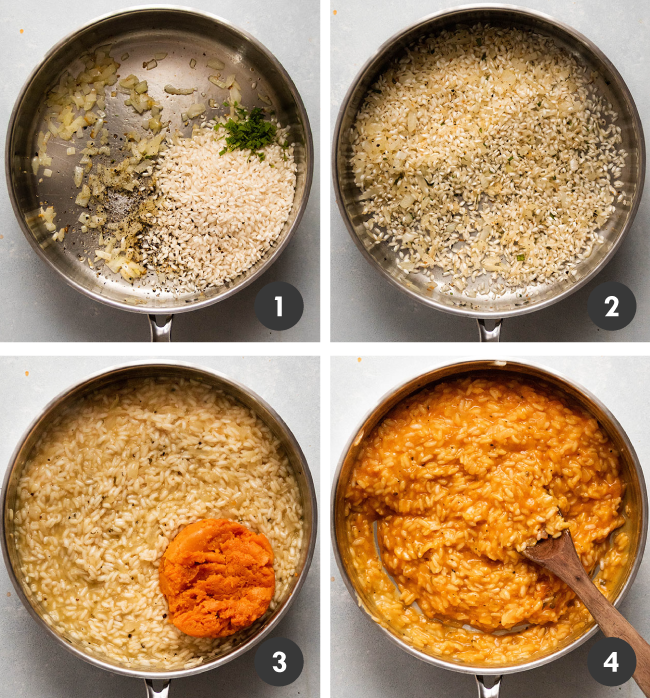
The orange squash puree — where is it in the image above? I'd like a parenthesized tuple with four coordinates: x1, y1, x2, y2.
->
(159, 519, 275, 638)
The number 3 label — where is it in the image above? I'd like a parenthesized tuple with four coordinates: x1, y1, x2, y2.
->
(254, 637, 304, 686)
(273, 651, 287, 673)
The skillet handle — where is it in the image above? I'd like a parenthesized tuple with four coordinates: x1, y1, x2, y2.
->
(149, 315, 174, 342)
(477, 319, 502, 342)
(475, 675, 502, 698)
(144, 679, 171, 698)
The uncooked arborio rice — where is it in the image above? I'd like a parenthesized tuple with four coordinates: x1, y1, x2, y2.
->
(142, 125, 297, 291)
(13, 378, 303, 670)
(351, 25, 628, 297)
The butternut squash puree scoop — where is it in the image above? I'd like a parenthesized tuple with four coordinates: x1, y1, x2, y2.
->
(159, 518, 275, 638)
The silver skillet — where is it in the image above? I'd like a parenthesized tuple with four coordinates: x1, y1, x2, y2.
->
(6, 6, 314, 341)
(1, 361, 318, 697)
(333, 5, 645, 342)
(332, 359, 648, 697)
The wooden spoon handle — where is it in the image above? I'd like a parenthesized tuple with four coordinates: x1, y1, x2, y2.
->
(549, 546, 650, 695)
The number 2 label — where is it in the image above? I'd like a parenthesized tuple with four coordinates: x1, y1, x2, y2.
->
(604, 296, 619, 317)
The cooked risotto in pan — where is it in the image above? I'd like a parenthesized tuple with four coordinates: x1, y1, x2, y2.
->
(13, 378, 303, 670)
(344, 374, 629, 663)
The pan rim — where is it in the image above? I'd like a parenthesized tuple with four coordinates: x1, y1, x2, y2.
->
(330, 355, 649, 676)
(0, 358, 318, 680)
(5, 4, 314, 315)
(332, 3, 646, 320)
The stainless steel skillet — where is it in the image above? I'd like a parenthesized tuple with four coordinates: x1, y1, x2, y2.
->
(6, 6, 313, 341)
(333, 5, 645, 341)
(332, 358, 648, 696)
(1, 360, 317, 697)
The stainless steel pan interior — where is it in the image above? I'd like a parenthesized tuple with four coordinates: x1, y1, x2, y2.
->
(333, 5, 645, 341)
(1, 361, 317, 696)
(6, 6, 313, 341)
(332, 359, 648, 696)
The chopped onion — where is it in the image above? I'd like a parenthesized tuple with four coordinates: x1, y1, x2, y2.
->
(229, 85, 241, 106)
(207, 59, 225, 70)
(224, 74, 236, 89)
(66, 147, 76, 155)
(144, 59, 157, 70)
(208, 76, 227, 89)
(154, 52, 167, 61)
(186, 103, 206, 119)
(134, 80, 148, 94)
(119, 74, 139, 89)
(40, 206, 56, 232)
(90, 117, 104, 139)
(190, 58, 196, 69)
(75, 184, 91, 207)
(164, 84, 196, 95)
(43, 169, 52, 177)
(121, 52, 130, 61)
(257, 92, 272, 105)
(31, 157, 39, 176)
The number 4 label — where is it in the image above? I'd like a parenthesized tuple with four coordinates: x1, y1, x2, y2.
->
(604, 651, 619, 672)
(588, 637, 635, 686)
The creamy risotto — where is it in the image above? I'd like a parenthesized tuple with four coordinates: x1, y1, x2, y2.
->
(344, 374, 628, 664)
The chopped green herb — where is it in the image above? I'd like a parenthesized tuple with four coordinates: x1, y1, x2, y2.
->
(476, 38, 483, 47)
(516, 254, 525, 261)
(508, 155, 513, 162)
(370, 88, 382, 94)
(481, 53, 487, 61)
(215, 106, 277, 161)
(537, 101, 542, 107)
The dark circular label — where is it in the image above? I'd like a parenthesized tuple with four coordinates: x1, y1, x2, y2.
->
(254, 281, 304, 331)
(587, 281, 636, 331)
(588, 637, 636, 686)
(254, 637, 304, 686)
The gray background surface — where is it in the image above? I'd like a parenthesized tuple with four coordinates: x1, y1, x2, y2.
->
(0, 356, 320, 698)
(0, 0, 319, 342)
(330, 0, 650, 342)
(331, 355, 650, 698)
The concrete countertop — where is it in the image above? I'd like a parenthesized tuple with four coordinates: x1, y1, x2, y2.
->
(331, 355, 650, 698)
(0, 356, 320, 698)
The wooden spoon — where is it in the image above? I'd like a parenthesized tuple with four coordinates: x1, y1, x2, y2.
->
(523, 529, 650, 695)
